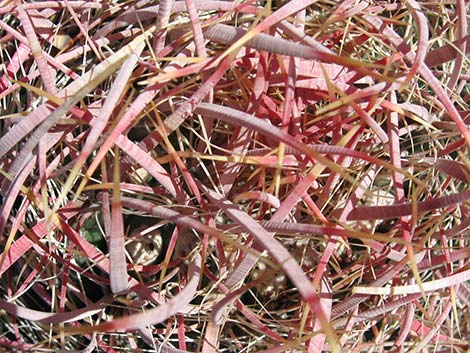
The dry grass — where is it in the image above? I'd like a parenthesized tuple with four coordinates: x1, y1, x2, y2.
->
(1, 0, 470, 352)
